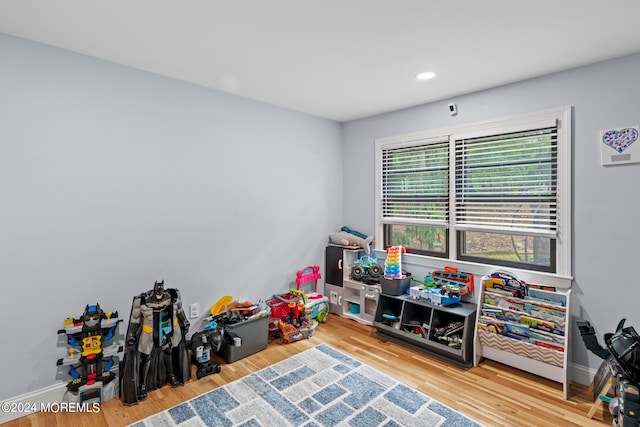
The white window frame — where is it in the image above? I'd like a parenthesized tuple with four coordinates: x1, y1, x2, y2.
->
(374, 106, 572, 285)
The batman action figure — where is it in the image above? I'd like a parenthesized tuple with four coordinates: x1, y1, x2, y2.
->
(120, 280, 190, 405)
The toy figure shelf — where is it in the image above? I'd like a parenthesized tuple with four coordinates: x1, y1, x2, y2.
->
(373, 294, 477, 367)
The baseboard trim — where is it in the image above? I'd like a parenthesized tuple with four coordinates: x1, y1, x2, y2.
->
(0, 383, 66, 424)
(570, 361, 597, 387)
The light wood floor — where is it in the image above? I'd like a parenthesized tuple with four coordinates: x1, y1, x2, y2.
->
(7, 315, 611, 427)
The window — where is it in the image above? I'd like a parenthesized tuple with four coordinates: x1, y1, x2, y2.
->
(375, 107, 571, 276)
(380, 137, 449, 257)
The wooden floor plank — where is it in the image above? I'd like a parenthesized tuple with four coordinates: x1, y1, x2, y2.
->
(5, 315, 611, 426)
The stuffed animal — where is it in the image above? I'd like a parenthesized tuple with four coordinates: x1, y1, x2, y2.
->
(329, 231, 373, 254)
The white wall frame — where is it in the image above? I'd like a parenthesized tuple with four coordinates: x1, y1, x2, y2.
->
(374, 106, 573, 285)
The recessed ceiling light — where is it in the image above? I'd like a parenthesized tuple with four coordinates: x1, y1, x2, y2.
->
(416, 71, 436, 81)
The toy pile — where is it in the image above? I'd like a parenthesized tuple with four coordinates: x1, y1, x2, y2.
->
(266, 265, 330, 344)
(433, 321, 465, 349)
(190, 297, 268, 379)
(409, 266, 474, 306)
(267, 289, 318, 343)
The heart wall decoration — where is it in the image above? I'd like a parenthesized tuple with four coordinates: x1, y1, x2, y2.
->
(600, 125, 640, 166)
(602, 128, 638, 153)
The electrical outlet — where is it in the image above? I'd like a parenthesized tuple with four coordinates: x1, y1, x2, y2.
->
(330, 291, 338, 305)
(189, 303, 199, 319)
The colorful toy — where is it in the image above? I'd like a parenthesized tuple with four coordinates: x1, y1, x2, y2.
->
(56, 303, 123, 404)
(267, 290, 304, 321)
(484, 270, 526, 298)
(410, 268, 474, 305)
(275, 295, 319, 344)
(409, 284, 461, 306)
(433, 321, 465, 349)
(329, 230, 374, 254)
(209, 295, 233, 316)
(431, 266, 474, 295)
(278, 318, 319, 344)
(188, 295, 237, 380)
(295, 265, 329, 322)
(121, 280, 191, 405)
(384, 245, 406, 278)
(381, 313, 400, 328)
(403, 323, 428, 338)
(412, 273, 439, 289)
(341, 226, 375, 245)
(268, 266, 327, 338)
(227, 300, 261, 317)
(189, 319, 224, 380)
(351, 255, 382, 284)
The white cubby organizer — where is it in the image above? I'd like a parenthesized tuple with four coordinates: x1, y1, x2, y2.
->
(474, 276, 571, 399)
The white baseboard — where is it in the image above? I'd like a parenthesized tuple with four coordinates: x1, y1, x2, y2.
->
(0, 383, 67, 424)
(570, 361, 598, 387)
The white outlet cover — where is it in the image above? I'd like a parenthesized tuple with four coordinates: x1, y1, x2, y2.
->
(189, 303, 199, 319)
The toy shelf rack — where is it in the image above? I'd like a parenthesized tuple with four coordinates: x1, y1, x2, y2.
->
(374, 293, 477, 367)
(473, 274, 571, 399)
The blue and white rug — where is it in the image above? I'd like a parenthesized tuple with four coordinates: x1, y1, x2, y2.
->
(131, 344, 481, 427)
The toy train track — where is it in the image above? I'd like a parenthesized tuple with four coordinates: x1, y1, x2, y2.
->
(431, 267, 474, 295)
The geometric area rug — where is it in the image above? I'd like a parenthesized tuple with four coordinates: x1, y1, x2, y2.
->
(130, 344, 482, 427)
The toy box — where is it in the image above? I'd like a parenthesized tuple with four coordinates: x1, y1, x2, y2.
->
(380, 273, 412, 296)
(219, 315, 269, 363)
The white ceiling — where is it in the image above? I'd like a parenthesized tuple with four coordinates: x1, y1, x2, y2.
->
(2, 1, 640, 122)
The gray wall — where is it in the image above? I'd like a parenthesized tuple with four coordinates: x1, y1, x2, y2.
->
(2, 31, 638, 401)
(343, 52, 640, 376)
(0, 34, 342, 401)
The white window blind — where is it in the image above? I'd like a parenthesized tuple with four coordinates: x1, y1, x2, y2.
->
(381, 138, 449, 227)
(454, 126, 558, 237)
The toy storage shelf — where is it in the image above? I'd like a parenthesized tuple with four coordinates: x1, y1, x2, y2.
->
(373, 294, 477, 367)
(473, 277, 571, 399)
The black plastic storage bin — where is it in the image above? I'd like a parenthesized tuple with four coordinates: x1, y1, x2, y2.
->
(219, 315, 269, 363)
(380, 273, 412, 296)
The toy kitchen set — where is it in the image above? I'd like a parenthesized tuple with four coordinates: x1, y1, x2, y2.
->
(324, 245, 409, 325)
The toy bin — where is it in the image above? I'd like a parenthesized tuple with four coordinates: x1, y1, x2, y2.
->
(218, 315, 269, 363)
(380, 273, 412, 296)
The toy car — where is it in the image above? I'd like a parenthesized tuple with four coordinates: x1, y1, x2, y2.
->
(351, 256, 382, 283)
(485, 270, 526, 298)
